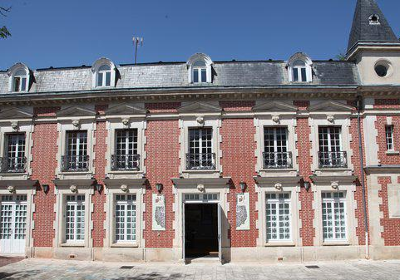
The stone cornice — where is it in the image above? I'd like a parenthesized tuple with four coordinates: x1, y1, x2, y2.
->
(0, 180, 38, 188)
(172, 177, 231, 188)
(254, 176, 302, 186)
(103, 178, 148, 189)
(364, 165, 400, 175)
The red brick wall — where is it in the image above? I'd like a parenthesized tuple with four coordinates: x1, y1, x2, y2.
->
(220, 101, 254, 112)
(144, 103, 181, 247)
(378, 176, 400, 246)
(374, 99, 400, 109)
(375, 116, 400, 165)
(31, 118, 58, 247)
(294, 101, 315, 246)
(220, 117, 258, 247)
(92, 119, 107, 247)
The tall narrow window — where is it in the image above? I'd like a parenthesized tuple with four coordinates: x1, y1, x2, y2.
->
(3, 134, 26, 173)
(322, 192, 347, 242)
(115, 194, 137, 243)
(266, 193, 291, 242)
(318, 127, 347, 168)
(263, 127, 291, 168)
(97, 65, 112, 87)
(113, 129, 139, 171)
(386, 125, 394, 151)
(63, 131, 88, 172)
(192, 61, 207, 83)
(13, 70, 27, 92)
(65, 195, 85, 243)
(187, 128, 214, 170)
(292, 60, 308, 82)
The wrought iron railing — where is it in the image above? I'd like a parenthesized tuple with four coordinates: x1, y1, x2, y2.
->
(111, 154, 140, 171)
(318, 151, 348, 168)
(61, 155, 89, 172)
(263, 152, 293, 169)
(0, 156, 27, 173)
(186, 153, 216, 170)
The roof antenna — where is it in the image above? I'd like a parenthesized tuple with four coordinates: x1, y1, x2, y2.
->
(133, 36, 144, 65)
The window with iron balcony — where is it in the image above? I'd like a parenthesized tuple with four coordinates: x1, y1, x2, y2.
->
(318, 127, 347, 169)
(61, 131, 89, 172)
(111, 129, 140, 172)
(263, 127, 292, 169)
(1, 133, 27, 174)
(186, 128, 216, 170)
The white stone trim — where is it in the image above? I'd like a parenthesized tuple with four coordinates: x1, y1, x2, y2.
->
(0, 119, 34, 180)
(254, 112, 298, 176)
(287, 52, 313, 83)
(187, 53, 213, 84)
(172, 184, 229, 260)
(364, 115, 380, 166)
(105, 118, 146, 179)
(103, 187, 145, 248)
(257, 184, 301, 247)
(53, 185, 94, 248)
(0, 186, 35, 257)
(56, 111, 96, 180)
(179, 108, 222, 178)
(312, 183, 358, 246)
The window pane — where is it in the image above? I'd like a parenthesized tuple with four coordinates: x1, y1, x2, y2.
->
(14, 77, 21, 92)
(301, 68, 307, 82)
(322, 192, 347, 242)
(97, 73, 103, 87)
(266, 193, 291, 242)
(201, 69, 207, 82)
(293, 69, 299, 82)
(105, 72, 111, 86)
(193, 69, 199, 83)
(21, 78, 27, 91)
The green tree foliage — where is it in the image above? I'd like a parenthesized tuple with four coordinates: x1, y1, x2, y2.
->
(0, 6, 11, 39)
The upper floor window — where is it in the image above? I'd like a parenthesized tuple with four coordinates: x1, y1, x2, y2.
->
(91, 58, 116, 88)
(1, 133, 26, 173)
(112, 129, 139, 171)
(97, 65, 112, 87)
(187, 53, 213, 84)
(263, 127, 292, 169)
(288, 52, 313, 83)
(7, 63, 31, 93)
(187, 128, 215, 170)
(13, 70, 28, 92)
(62, 131, 88, 172)
(385, 125, 394, 151)
(318, 127, 347, 168)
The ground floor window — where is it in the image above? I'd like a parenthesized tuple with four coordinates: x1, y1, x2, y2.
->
(266, 193, 291, 242)
(322, 192, 347, 242)
(65, 195, 85, 243)
(115, 194, 137, 243)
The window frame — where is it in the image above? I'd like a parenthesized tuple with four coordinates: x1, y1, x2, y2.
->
(64, 194, 86, 244)
(385, 125, 395, 151)
(96, 65, 112, 88)
(287, 53, 313, 83)
(91, 58, 116, 89)
(263, 126, 291, 169)
(265, 192, 292, 243)
(114, 194, 137, 244)
(321, 191, 348, 243)
(187, 53, 213, 84)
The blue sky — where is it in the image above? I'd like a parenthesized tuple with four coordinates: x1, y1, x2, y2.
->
(0, 0, 399, 70)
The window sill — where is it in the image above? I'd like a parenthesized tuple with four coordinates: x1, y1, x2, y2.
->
(386, 151, 400, 155)
(264, 242, 295, 247)
(322, 241, 350, 246)
(110, 243, 139, 248)
(183, 169, 219, 173)
(60, 243, 85, 248)
(108, 170, 143, 174)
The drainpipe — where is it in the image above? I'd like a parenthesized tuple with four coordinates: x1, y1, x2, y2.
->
(356, 95, 369, 259)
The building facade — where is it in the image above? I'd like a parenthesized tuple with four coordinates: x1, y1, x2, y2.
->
(0, 0, 399, 263)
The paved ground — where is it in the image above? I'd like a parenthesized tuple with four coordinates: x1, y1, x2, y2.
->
(0, 258, 399, 280)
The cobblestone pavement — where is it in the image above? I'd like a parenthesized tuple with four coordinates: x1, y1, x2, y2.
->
(0, 259, 399, 280)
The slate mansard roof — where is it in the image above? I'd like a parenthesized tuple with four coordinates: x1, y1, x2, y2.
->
(0, 60, 360, 95)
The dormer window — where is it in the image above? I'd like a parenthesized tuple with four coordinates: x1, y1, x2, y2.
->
(13, 70, 28, 92)
(97, 65, 112, 87)
(292, 61, 308, 82)
(288, 53, 313, 83)
(91, 58, 117, 89)
(187, 53, 213, 84)
(192, 61, 207, 83)
(7, 63, 31, 93)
